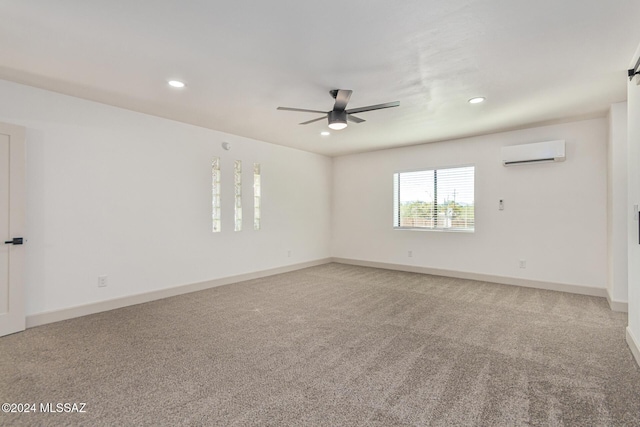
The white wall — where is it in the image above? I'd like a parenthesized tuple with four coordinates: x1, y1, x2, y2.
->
(627, 44, 640, 360)
(332, 119, 607, 290)
(608, 102, 628, 307)
(0, 79, 332, 316)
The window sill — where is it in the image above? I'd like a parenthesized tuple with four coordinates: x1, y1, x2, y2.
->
(393, 227, 474, 233)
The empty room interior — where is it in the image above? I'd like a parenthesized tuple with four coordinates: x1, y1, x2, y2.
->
(2, 1, 640, 425)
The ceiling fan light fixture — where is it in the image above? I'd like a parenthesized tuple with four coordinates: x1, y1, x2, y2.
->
(328, 110, 348, 130)
(328, 122, 347, 130)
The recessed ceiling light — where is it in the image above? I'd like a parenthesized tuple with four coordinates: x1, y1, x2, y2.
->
(168, 80, 186, 88)
(468, 97, 485, 104)
(321, 131, 330, 136)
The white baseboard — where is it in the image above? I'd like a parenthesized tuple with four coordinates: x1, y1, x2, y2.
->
(331, 257, 608, 298)
(626, 327, 640, 368)
(606, 289, 628, 312)
(26, 258, 332, 328)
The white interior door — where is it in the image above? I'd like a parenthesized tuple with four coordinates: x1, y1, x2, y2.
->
(0, 122, 25, 337)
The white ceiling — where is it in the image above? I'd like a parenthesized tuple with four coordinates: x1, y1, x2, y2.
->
(0, 1, 638, 156)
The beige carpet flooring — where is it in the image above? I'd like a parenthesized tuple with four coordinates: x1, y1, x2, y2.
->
(1, 263, 639, 426)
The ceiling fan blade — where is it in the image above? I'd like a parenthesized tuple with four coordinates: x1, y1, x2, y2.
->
(333, 89, 352, 111)
(347, 114, 365, 123)
(277, 107, 327, 114)
(299, 116, 326, 125)
(346, 101, 400, 115)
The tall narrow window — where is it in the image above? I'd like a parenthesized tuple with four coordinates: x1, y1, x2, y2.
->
(234, 160, 242, 231)
(393, 165, 474, 231)
(211, 157, 221, 232)
(253, 163, 261, 230)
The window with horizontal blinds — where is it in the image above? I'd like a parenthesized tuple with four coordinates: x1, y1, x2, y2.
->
(393, 166, 474, 231)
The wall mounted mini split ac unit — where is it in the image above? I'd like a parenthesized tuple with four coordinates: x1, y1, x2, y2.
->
(501, 140, 565, 166)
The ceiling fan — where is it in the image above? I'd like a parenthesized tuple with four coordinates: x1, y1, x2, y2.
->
(277, 89, 399, 131)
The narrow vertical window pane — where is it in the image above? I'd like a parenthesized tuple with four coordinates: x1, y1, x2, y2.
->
(253, 163, 261, 230)
(212, 157, 221, 232)
(393, 173, 399, 227)
(234, 160, 242, 231)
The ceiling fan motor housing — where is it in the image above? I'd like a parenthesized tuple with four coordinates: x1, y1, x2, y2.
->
(328, 109, 348, 128)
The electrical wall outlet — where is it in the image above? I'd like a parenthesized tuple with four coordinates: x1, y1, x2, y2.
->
(287, 250, 291, 258)
(98, 275, 108, 287)
(408, 250, 413, 258)
(519, 260, 526, 269)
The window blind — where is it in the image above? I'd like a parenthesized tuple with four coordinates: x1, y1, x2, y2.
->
(394, 166, 474, 231)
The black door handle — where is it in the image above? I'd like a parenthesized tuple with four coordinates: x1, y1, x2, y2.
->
(4, 237, 23, 245)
